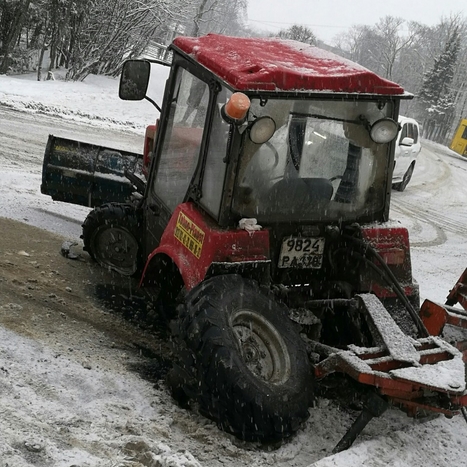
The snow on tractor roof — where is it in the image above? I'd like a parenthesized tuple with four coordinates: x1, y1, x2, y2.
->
(173, 34, 406, 96)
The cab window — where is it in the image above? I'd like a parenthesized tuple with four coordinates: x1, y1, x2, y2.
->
(152, 68, 209, 211)
(199, 89, 233, 218)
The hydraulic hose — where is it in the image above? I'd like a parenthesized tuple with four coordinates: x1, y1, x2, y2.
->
(343, 234, 429, 338)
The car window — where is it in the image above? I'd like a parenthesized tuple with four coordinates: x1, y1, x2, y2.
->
(399, 123, 408, 144)
(412, 123, 419, 143)
(401, 122, 418, 144)
(400, 123, 408, 141)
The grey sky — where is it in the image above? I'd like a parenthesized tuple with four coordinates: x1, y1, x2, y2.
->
(247, 0, 466, 43)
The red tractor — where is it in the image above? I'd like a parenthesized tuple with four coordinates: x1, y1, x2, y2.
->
(41, 34, 467, 451)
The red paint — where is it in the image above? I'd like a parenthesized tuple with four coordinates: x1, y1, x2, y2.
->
(361, 226, 414, 297)
(173, 34, 405, 95)
(361, 226, 411, 259)
(314, 344, 465, 417)
(143, 122, 158, 178)
(142, 203, 270, 290)
(446, 267, 467, 308)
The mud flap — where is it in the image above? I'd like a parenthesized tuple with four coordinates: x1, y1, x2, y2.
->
(41, 134, 144, 207)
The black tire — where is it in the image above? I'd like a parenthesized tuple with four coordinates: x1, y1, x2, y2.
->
(170, 274, 313, 442)
(81, 202, 142, 276)
(394, 162, 415, 192)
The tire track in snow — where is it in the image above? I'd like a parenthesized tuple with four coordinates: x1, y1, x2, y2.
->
(390, 141, 467, 247)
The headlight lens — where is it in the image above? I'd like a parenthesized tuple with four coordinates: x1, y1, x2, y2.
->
(370, 118, 399, 143)
(249, 116, 276, 144)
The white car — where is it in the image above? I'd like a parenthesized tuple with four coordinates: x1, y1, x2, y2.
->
(392, 116, 421, 191)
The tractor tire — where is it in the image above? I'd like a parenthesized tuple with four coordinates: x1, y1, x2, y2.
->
(81, 202, 142, 276)
(394, 162, 415, 192)
(170, 274, 313, 442)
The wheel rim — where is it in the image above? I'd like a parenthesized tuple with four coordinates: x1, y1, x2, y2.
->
(92, 226, 138, 275)
(231, 309, 291, 384)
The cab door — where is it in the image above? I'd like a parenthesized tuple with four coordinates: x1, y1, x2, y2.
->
(143, 67, 210, 255)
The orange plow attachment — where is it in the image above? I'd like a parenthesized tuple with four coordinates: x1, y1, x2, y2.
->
(420, 267, 467, 359)
(311, 288, 467, 452)
(314, 294, 467, 417)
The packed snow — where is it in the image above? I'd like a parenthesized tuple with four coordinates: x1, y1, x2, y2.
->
(2, 67, 467, 467)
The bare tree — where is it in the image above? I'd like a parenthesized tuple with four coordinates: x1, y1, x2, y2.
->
(273, 25, 317, 45)
(185, 0, 247, 37)
(374, 16, 418, 80)
(66, 0, 173, 80)
(208, 0, 247, 36)
(334, 25, 382, 72)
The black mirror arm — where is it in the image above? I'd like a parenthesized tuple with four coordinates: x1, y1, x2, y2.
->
(144, 96, 161, 113)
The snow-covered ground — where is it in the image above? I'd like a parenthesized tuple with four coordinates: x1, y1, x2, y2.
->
(0, 67, 169, 131)
(1, 68, 467, 467)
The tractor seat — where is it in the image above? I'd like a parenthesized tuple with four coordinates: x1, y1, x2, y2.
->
(265, 177, 333, 211)
(301, 178, 334, 200)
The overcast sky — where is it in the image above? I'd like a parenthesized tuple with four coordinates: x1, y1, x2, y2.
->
(247, 0, 466, 43)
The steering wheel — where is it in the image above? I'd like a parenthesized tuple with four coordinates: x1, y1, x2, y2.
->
(263, 141, 280, 168)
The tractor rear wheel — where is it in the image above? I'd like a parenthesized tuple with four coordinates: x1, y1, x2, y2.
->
(170, 274, 312, 442)
(81, 203, 142, 276)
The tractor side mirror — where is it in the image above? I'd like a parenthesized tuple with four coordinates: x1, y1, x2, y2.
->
(119, 60, 150, 101)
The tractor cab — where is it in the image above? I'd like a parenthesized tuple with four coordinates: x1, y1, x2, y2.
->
(120, 35, 407, 232)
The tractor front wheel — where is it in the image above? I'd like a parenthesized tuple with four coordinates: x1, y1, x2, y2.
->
(170, 274, 312, 442)
(81, 203, 142, 276)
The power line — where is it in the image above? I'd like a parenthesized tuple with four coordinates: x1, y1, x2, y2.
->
(248, 18, 350, 31)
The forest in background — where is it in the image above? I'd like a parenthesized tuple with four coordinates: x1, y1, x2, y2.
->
(0, 0, 466, 145)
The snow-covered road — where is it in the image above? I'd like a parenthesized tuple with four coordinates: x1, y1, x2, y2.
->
(0, 107, 143, 237)
(390, 139, 467, 304)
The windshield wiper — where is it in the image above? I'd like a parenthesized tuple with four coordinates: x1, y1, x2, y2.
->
(290, 111, 364, 125)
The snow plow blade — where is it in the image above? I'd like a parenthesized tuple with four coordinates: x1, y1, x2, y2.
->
(314, 294, 467, 418)
(41, 134, 144, 208)
(419, 268, 467, 359)
(446, 267, 467, 309)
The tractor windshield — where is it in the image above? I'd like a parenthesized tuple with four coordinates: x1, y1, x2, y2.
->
(233, 98, 394, 223)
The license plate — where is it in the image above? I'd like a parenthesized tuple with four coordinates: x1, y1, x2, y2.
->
(278, 237, 325, 269)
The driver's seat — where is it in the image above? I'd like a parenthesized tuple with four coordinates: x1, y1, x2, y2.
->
(266, 177, 333, 211)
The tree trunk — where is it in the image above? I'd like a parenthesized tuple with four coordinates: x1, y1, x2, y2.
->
(192, 0, 210, 37)
(0, 0, 32, 73)
(37, 43, 47, 81)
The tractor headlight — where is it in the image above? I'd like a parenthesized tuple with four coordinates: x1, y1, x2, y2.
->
(249, 116, 276, 144)
(369, 118, 399, 144)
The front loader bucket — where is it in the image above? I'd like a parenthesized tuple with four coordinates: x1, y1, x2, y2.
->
(41, 135, 144, 208)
